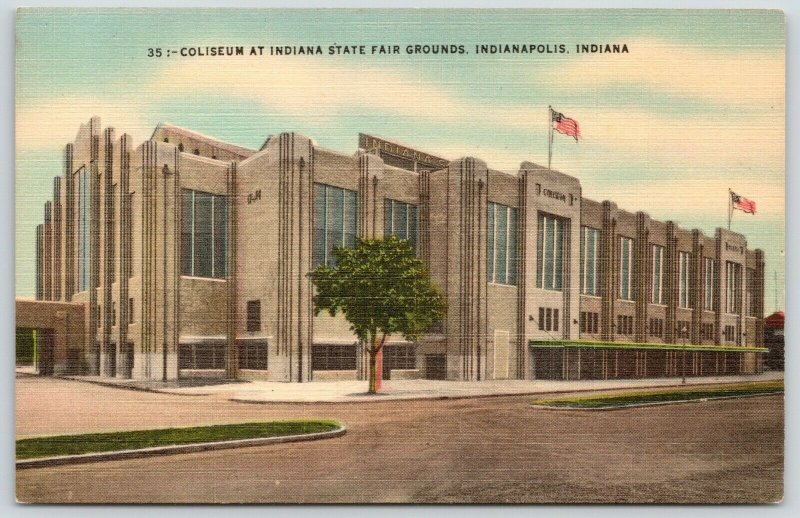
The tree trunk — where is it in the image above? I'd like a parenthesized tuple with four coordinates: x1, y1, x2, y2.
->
(367, 349, 378, 394)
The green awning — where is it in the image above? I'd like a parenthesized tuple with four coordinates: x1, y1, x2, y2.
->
(529, 339, 768, 354)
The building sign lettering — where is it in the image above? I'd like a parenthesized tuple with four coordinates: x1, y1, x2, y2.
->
(359, 133, 449, 169)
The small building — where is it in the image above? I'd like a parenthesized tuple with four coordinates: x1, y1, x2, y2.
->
(764, 311, 784, 370)
(26, 118, 767, 381)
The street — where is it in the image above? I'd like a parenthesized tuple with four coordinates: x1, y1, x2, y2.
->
(16, 376, 783, 503)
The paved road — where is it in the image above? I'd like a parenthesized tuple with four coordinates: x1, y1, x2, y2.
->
(16, 376, 783, 503)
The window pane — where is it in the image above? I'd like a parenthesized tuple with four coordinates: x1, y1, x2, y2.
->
(393, 201, 408, 241)
(586, 228, 596, 295)
(193, 192, 213, 278)
(554, 218, 563, 290)
(507, 208, 518, 285)
(495, 206, 508, 284)
(213, 195, 227, 278)
(487, 204, 495, 282)
(344, 189, 358, 249)
(326, 187, 344, 265)
(544, 216, 555, 289)
(313, 184, 327, 268)
(408, 205, 418, 251)
(536, 213, 544, 288)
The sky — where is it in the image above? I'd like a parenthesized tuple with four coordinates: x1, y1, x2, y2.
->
(15, 8, 785, 312)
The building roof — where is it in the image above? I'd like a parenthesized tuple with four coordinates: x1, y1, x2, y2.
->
(765, 311, 784, 329)
(151, 123, 256, 158)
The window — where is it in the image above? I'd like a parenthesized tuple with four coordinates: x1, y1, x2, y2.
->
(616, 315, 633, 335)
(111, 302, 116, 327)
(651, 245, 664, 304)
(679, 251, 691, 308)
(723, 325, 736, 343)
(96, 305, 101, 328)
(313, 184, 358, 268)
(700, 323, 715, 340)
(179, 343, 226, 369)
(649, 318, 664, 338)
(246, 300, 261, 332)
(746, 268, 757, 317)
(580, 311, 599, 335)
(76, 167, 90, 292)
(580, 227, 599, 296)
(311, 345, 357, 371)
(384, 344, 417, 370)
(537, 213, 566, 290)
(726, 261, 742, 314)
(677, 320, 691, 339)
(128, 297, 135, 323)
(704, 257, 716, 311)
(384, 199, 419, 250)
(181, 189, 228, 279)
(538, 307, 560, 332)
(619, 237, 634, 300)
(238, 341, 268, 370)
(487, 203, 519, 285)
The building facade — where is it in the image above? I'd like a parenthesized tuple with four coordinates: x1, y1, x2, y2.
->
(30, 118, 767, 381)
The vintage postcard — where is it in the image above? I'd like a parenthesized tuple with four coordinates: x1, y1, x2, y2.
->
(15, 9, 784, 503)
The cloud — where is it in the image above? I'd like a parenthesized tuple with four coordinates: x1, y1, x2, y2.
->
(16, 98, 153, 151)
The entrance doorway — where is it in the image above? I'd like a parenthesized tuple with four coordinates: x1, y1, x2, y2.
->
(37, 329, 55, 376)
(120, 343, 134, 378)
(425, 354, 446, 380)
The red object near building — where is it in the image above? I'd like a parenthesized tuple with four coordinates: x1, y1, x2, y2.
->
(764, 311, 784, 370)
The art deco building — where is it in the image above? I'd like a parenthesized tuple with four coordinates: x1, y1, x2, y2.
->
(27, 117, 767, 381)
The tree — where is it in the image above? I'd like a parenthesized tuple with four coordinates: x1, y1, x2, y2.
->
(310, 236, 447, 394)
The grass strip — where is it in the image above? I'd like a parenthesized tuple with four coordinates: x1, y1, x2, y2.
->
(17, 420, 340, 460)
(533, 380, 783, 409)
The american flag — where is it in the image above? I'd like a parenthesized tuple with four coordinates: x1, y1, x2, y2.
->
(551, 109, 580, 141)
(731, 191, 757, 214)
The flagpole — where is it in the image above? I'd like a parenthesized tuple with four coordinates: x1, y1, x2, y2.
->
(727, 188, 732, 230)
(547, 105, 552, 170)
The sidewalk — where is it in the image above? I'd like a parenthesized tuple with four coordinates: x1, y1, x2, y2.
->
(41, 370, 784, 403)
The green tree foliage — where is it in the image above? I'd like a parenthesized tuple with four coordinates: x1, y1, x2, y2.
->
(310, 236, 447, 393)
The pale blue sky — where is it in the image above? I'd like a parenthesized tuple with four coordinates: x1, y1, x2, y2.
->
(15, 9, 785, 312)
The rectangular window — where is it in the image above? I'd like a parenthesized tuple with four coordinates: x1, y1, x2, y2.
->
(537, 213, 566, 291)
(704, 257, 716, 311)
(619, 237, 634, 300)
(246, 300, 261, 332)
(313, 184, 359, 268)
(238, 341, 268, 370)
(181, 189, 228, 279)
(726, 261, 742, 314)
(128, 297, 135, 323)
(538, 307, 545, 331)
(384, 199, 419, 251)
(76, 167, 90, 292)
(384, 344, 417, 370)
(677, 320, 691, 339)
(649, 318, 664, 338)
(617, 315, 633, 335)
(746, 268, 757, 317)
(487, 203, 518, 285)
(651, 245, 664, 304)
(679, 251, 691, 308)
(580, 227, 599, 296)
(111, 302, 116, 327)
(311, 345, 357, 371)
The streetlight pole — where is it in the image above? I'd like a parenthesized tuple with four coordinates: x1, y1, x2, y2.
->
(681, 325, 688, 384)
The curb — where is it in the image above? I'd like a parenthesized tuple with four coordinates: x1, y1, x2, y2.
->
(16, 425, 346, 470)
(530, 390, 784, 411)
(55, 376, 214, 396)
(226, 378, 784, 405)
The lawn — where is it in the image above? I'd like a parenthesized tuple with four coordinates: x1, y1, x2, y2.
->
(17, 420, 341, 460)
(532, 380, 784, 409)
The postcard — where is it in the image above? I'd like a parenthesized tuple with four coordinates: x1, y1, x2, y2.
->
(15, 8, 784, 503)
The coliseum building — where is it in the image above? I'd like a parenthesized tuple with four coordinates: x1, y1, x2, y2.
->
(25, 117, 767, 382)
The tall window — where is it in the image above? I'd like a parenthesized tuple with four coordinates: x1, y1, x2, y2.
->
(746, 267, 757, 317)
(384, 199, 418, 251)
(619, 236, 634, 300)
(487, 202, 518, 285)
(76, 167, 90, 292)
(704, 257, 716, 311)
(246, 300, 261, 332)
(726, 261, 742, 314)
(313, 184, 358, 268)
(679, 251, 691, 308)
(651, 244, 664, 304)
(181, 189, 228, 279)
(580, 226, 599, 296)
(537, 213, 565, 291)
